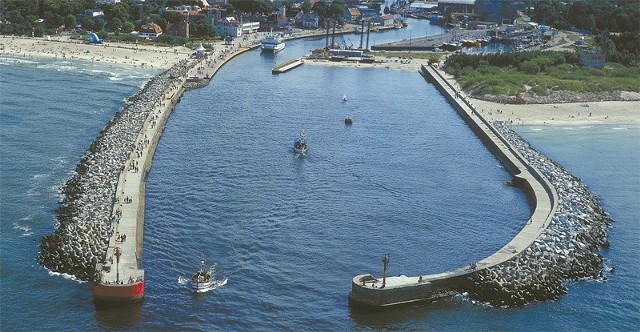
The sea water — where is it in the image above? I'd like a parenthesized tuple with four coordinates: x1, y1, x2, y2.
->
(1, 23, 639, 331)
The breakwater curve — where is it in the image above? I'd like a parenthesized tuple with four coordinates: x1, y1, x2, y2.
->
(38, 59, 198, 299)
(348, 64, 611, 309)
(37, 38, 273, 303)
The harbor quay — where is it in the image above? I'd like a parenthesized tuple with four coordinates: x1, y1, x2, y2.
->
(38, 32, 260, 301)
(38, 31, 611, 308)
(372, 29, 489, 51)
(349, 65, 611, 309)
(94, 63, 190, 303)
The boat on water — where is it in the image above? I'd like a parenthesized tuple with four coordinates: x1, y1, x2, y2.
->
(191, 259, 214, 292)
(261, 33, 285, 53)
(342, 94, 347, 101)
(345, 117, 353, 125)
(294, 130, 308, 154)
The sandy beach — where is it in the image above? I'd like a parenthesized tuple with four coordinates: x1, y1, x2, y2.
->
(303, 55, 432, 72)
(0, 35, 192, 69)
(305, 60, 640, 125)
(468, 98, 640, 126)
(3, 34, 639, 126)
(437, 70, 640, 126)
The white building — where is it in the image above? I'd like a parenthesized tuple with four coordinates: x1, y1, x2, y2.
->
(215, 17, 259, 37)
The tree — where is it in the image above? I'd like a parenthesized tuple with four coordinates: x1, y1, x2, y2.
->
(44, 12, 65, 29)
(152, 16, 168, 32)
(384, 6, 390, 15)
(64, 14, 77, 29)
(368, 3, 381, 14)
(33, 23, 46, 37)
(224, 4, 235, 17)
(302, 0, 312, 14)
(313, 1, 329, 18)
(163, 11, 185, 25)
(82, 16, 95, 31)
(230, 0, 273, 14)
(520, 60, 541, 74)
(328, 1, 346, 24)
(108, 17, 122, 32)
(122, 21, 135, 33)
(190, 15, 215, 38)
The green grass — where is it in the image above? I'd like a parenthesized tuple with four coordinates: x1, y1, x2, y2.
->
(452, 63, 640, 97)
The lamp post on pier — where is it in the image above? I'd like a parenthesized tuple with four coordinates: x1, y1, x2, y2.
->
(382, 254, 390, 288)
(114, 247, 122, 283)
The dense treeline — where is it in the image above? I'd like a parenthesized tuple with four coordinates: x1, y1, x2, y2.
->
(523, 0, 639, 65)
(527, 0, 640, 65)
(526, 0, 639, 33)
(0, 0, 216, 39)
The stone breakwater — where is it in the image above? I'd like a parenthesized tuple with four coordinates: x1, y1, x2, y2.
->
(466, 121, 612, 306)
(38, 59, 196, 281)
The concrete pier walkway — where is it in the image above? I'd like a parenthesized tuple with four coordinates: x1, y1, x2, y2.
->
(98, 69, 189, 286)
(349, 64, 559, 308)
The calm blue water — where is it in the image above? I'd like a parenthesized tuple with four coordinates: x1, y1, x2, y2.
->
(1, 20, 638, 331)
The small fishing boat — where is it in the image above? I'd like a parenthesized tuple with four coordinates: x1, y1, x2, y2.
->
(344, 117, 353, 125)
(294, 130, 308, 154)
(191, 259, 214, 293)
(342, 94, 347, 101)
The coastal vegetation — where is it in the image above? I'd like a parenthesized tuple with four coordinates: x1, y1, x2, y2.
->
(444, 51, 640, 98)
(526, 0, 639, 33)
(526, 0, 640, 66)
(0, 0, 348, 41)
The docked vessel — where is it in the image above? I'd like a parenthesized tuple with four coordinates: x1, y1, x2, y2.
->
(261, 33, 285, 53)
(191, 259, 214, 293)
(293, 130, 308, 154)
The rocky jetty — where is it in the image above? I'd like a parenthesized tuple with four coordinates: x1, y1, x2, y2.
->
(38, 59, 195, 281)
(476, 90, 640, 105)
(466, 121, 612, 306)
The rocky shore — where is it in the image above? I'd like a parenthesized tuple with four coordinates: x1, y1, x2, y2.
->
(466, 121, 612, 306)
(475, 90, 640, 105)
(38, 59, 196, 281)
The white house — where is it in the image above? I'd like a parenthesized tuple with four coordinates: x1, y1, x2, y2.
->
(138, 22, 163, 39)
(84, 9, 105, 17)
(216, 17, 242, 37)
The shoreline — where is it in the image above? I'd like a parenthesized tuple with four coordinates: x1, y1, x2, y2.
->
(0, 35, 191, 70)
(437, 71, 640, 126)
(4, 34, 639, 126)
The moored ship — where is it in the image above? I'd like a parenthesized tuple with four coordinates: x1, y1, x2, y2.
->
(261, 33, 285, 53)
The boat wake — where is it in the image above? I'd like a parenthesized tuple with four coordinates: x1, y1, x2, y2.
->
(177, 262, 228, 293)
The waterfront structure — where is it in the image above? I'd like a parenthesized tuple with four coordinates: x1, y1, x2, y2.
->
(295, 13, 320, 29)
(349, 64, 558, 309)
(579, 48, 606, 69)
(215, 17, 259, 37)
(139, 23, 163, 39)
(438, 0, 475, 15)
(474, 0, 520, 25)
(372, 14, 395, 27)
